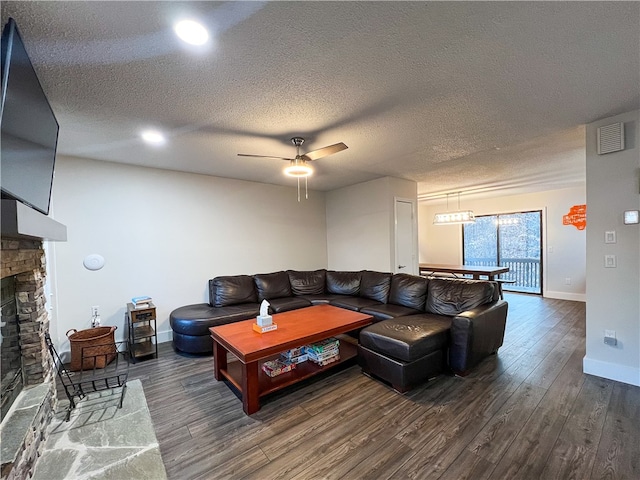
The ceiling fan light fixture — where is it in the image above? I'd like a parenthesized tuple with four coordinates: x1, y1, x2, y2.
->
(284, 159, 313, 177)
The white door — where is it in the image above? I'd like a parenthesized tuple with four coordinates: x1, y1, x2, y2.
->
(395, 199, 416, 274)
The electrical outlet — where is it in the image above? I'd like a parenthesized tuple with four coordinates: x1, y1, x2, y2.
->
(564, 277, 571, 285)
(604, 329, 617, 346)
(91, 306, 99, 317)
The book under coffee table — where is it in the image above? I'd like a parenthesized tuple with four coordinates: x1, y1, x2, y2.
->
(209, 304, 373, 415)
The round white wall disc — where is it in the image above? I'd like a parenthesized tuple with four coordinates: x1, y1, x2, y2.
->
(83, 254, 105, 271)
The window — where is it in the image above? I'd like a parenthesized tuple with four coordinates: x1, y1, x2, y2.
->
(463, 211, 542, 294)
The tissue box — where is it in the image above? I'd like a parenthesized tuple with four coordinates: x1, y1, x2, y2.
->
(256, 315, 273, 327)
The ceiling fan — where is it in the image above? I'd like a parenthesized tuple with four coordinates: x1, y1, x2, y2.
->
(238, 137, 348, 201)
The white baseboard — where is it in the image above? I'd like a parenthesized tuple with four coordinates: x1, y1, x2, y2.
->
(157, 329, 173, 344)
(544, 290, 586, 302)
(583, 356, 640, 387)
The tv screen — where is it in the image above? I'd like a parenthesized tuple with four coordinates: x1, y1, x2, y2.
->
(1, 18, 59, 216)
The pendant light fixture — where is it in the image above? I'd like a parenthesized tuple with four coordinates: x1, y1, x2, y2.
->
(433, 192, 476, 225)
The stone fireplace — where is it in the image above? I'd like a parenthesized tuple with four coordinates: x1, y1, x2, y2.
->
(0, 238, 57, 480)
(1, 276, 21, 421)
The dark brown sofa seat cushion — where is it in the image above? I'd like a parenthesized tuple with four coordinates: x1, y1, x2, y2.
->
(209, 275, 258, 307)
(388, 274, 429, 310)
(287, 270, 326, 296)
(326, 271, 362, 296)
(254, 271, 293, 302)
(360, 271, 392, 303)
(330, 296, 381, 312)
(426, 278, 495, 316)
(360, 303, 423, 322)
(268, 297, 312, 313)
(295, 293, 346, 305)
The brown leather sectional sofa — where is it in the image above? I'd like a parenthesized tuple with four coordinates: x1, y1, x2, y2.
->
(170, 269, 508, 390)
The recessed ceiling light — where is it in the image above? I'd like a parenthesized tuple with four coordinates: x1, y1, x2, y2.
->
(141, 130, 166, 145)
(174, 20, 209, 46)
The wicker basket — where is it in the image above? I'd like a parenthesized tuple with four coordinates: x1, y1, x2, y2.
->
(66, 326, 117, 371)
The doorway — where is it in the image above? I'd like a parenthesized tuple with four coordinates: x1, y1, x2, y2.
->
(462, 211, 542, 294)
(394, 198, 417, 275)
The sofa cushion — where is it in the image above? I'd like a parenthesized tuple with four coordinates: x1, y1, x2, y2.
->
(296, 294, 348, 305)
(388, 274, 429, 310)
(268, 297, 312, 313)
(359, 315, 451, 363)
(287, 270, 326, 296)
(326, 271, 362, 296)
(360, 303, 423, 322)
(360, 271, 392, 303)
(209, 275, 258, 307)
(426, 278, 495, 316)
(254, 271, 292, 302)
(329, 296, 382, 312)
(170, 303, 260, 335)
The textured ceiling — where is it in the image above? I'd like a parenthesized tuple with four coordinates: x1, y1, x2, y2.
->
(2, 1, 638, 200)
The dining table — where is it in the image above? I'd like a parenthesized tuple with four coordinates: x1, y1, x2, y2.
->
(418, 263, 509, 280)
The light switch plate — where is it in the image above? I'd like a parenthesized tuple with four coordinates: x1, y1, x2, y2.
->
(605, 231, 616, 243)
(624, 210, 639, 225)
(604, 255, 617, 268)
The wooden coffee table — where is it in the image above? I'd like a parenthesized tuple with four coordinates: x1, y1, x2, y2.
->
(209, 304, 373, 415)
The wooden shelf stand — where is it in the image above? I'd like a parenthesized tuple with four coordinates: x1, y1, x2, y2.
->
(126, 302, 158, 363)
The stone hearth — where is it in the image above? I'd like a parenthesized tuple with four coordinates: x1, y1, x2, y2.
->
(32, 380, 167, 480)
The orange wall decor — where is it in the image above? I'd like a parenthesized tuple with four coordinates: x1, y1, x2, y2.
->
(563, 204, 587, 230)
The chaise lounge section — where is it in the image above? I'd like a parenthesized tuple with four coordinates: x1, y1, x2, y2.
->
(357, 277, 505, 391)
(169, 269, 508, 389)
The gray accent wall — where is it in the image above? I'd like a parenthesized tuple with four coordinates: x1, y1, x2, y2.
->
(584, 110, 640, 386)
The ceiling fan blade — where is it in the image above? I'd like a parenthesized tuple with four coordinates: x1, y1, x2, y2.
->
(301, 142, 348, 161)
(237, 154, 294, 161)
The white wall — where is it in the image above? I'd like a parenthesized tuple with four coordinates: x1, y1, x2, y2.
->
(326, 177, 417, 272)
(389, 177, 419, 275)
(48, 156, 328, 353)
(418, 186, 587, 301)
(584, 110, 640, 387)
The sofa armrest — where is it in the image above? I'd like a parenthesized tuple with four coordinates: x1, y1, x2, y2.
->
(448, 300, 509, 375)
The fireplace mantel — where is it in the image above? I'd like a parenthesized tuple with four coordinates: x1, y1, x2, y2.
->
(1, 200, 66, 242)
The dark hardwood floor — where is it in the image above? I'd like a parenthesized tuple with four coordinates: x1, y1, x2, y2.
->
(126, 294, 640, 479)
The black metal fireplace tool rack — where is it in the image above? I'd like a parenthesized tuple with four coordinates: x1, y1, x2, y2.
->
(44, 333, 129, 421)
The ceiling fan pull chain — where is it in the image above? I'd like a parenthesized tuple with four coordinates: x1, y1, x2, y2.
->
(305, 176, 308, 200)
(297, 177, 301, 202)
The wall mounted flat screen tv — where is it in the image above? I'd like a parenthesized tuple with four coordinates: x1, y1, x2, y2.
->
(1, 18, 59, 216)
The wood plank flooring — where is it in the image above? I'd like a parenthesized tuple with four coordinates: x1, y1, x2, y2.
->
(124, 294, 640, 479)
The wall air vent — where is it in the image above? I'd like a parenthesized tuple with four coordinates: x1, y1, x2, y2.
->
(597, 122, 625, 155)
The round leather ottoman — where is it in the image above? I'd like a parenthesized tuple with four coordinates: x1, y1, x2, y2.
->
(170, 303, 222, 354)
(170, 303, 260, 354)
